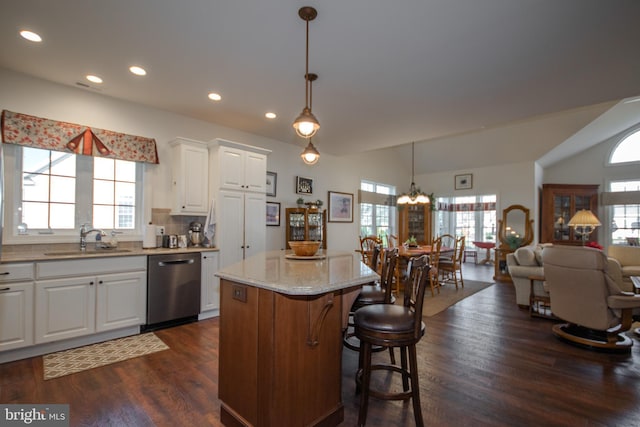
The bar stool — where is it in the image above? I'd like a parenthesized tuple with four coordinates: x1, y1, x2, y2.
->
(354, 255, 429, 427)
(344, 247, 398, 358)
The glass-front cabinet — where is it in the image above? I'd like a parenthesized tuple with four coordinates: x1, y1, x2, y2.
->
(285, 208, 327, 249)
(541, 184, 599, 245)
(398, 204, 432, 245)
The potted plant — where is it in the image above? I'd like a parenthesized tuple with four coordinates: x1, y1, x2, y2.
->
(404, 236, 418, 248)
(296, 197, 305, 207)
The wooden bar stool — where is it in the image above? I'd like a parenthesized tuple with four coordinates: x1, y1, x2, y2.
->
(354, 255, 430, 427)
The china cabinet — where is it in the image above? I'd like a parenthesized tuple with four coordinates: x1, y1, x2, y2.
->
(285, 208, 327, 249)
(541, 184, 599, 245)
(398, 204, 432, 245)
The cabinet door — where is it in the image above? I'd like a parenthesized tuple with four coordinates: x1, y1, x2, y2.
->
(96, 271, 147, 332)
(0, 282, 34, 351)
(219, 146, 245, 191)
(172, 142, 209, 215)
(244, 193, 266, 259)
(219, 190, 246, 268)
(201, 252, 220, 313)
(243, 152, 267, 193)
(35, 276, 96, 344)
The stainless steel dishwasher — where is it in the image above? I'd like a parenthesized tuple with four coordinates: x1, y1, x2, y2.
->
(146, 252, 201, 330)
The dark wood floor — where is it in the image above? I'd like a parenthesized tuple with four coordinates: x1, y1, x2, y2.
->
(2, 262, 640, 426)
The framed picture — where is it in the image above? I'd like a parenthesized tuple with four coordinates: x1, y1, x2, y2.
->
(266, 202, 280, 226)
(296, 176, 313, 195)
(328, 191, 353, 222)
(266, 171, 277, 197)
(455, 174, 473, 190)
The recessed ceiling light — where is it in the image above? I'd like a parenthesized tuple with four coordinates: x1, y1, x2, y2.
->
(129, 66, 147, 76)
(19, 30, 42, 43)
(86, 75, 103, 84)
(208, 92, 222, 101)
(265, 112, 277, 119)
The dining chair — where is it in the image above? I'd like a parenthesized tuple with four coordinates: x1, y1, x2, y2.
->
(427, 236, 442, 296)
(359, 235, 383, 268)
(386, 234, 398, 248)
(354, 254, 430, 426)
(438, 233, 456, 263)
(439, 235, 465, 289)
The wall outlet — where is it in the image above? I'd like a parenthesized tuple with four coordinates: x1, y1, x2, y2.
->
(156, 226, 165, 236)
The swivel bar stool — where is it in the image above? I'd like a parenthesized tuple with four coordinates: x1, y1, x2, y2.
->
(354, 254, 429, 427)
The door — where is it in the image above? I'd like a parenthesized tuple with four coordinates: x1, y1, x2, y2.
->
(0, 282, 34, 351)
(35, 276, 96, 344)
(244, 152, 267, 193)
(219, 190, 245, 268)
(244, 193, 266, 259)
(96, 271, 147, 332)
(201, 252, 220, 313)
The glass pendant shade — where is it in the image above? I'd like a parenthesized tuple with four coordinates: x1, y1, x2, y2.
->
(397, 142, 430, 205)
(293, 107, 320, 138)
(301, 140, 320, 164)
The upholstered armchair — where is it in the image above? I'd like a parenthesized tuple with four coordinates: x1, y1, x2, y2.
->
(607, 245, 640, 292)
(506, 245, 547, 307)
(542, 245, 640, 351)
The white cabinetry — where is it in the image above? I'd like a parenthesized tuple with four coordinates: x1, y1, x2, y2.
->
(200, 251, 220, 316)
(170, 137, 210, 215)
(34, 257, 147, 344)
(210, 139, 271, 269)
(0, 264, 35, 351)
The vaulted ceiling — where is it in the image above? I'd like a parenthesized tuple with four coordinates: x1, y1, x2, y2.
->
(2, 1, 640, 173)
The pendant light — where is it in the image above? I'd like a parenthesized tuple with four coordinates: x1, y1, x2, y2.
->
(397, 142, 430, 205)
(292, 6, 320, 139)
(300, 73, 320, 164)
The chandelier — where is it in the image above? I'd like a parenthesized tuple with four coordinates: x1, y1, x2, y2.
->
(397, 142, 430, 205)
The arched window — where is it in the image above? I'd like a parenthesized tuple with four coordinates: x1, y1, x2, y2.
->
(610, 128, 640, 164)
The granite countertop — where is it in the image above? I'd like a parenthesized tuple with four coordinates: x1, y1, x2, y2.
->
(1, 243, 219, 263)
(216, 249, 379, 296)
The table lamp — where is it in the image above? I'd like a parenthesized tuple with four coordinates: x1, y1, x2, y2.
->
(567, 209, 601, 245)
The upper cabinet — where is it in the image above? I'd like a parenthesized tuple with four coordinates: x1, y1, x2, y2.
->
(170, 137, 210, 215)
(541, 184, 599, 245)
(213, 139, 270, 193)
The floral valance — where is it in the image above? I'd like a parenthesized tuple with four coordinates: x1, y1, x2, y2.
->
(1, 110, 159, 164)
(437, 201, 496, 212)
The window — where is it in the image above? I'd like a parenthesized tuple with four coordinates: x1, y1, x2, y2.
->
(359, 180, 396, 244)
(6, 145, 143, 241)
(609, 180, 640, 245)
(610, 128, 640, 164)
(435, 195, 497, 243)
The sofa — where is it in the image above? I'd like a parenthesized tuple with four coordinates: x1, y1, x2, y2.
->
(506, 245, 548, 307)
(607, 245, 640, 293)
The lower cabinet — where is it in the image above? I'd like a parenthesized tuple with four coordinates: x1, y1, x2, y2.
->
(34, 257, 147, 345)
(0, 281, 34, 351)
(201, 251, 220, 313)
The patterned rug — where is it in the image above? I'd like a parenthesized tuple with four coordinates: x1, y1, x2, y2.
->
(422, 279, 493, 317)
(43, 333, 169, 380)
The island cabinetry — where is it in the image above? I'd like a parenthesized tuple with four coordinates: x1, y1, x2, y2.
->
(34, 257, 146, 344)
(200, 251, 220, 316)
(285, 207, 327, 249)
(170, 137, 210, 215)
(399, 204, 432, 245)
(219, 279, 343, 427)
(0, 263, 35, 351)
(541, 184, 599, 245)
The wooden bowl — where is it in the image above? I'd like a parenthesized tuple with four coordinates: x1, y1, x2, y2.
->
(288, 241, 321, 257)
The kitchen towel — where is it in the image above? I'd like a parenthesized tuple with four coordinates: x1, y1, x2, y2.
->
(204, 198, 216, 245)
(143, 223, 157, 248)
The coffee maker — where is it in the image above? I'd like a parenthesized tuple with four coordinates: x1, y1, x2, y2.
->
(188, 222, 204, 247)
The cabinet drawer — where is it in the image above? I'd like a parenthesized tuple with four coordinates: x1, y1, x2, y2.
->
(36, 256, 146, 279)
(0, 264, 35, 283)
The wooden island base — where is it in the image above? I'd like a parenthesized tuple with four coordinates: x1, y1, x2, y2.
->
(219, 279, 348, 427)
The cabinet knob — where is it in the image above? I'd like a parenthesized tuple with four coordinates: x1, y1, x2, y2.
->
(90, 281, 94, 286)
(99, 280, 103, 285)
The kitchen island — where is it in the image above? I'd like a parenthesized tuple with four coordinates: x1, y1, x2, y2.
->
(216, 250, 378, 427)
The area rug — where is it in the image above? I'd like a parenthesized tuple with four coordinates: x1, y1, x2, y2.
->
(422, 280, 494, 317)
(43, 333, 169, 380)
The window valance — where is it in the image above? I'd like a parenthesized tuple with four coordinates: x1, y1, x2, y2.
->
(1, 110, 159, 164)
(437, 201, 496, 212)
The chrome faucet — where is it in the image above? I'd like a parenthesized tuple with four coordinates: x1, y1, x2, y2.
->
(80, 224, 105, 251)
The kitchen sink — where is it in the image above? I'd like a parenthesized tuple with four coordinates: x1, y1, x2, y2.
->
(44, 249, 133, 256)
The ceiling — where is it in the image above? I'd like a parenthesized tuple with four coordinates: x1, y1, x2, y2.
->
(2, 1, 640, 172)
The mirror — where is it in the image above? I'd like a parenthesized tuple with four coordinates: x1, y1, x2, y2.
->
(498, 204, 534, 250)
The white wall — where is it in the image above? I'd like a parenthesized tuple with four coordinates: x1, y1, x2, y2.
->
(0, 68, 407, 252)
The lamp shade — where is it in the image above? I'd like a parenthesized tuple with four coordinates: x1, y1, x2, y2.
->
(293, 108, 320, 138)
(300, 140, 320, 164)
(567, 210, 601, 228)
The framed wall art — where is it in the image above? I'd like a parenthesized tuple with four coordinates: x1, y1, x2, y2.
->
(266, 201, 280, 226)
(266, 171, 277, 197)
(328, 191, 353, 223)
(455, 174, 473, 190)
(296, 176, 313, 195)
